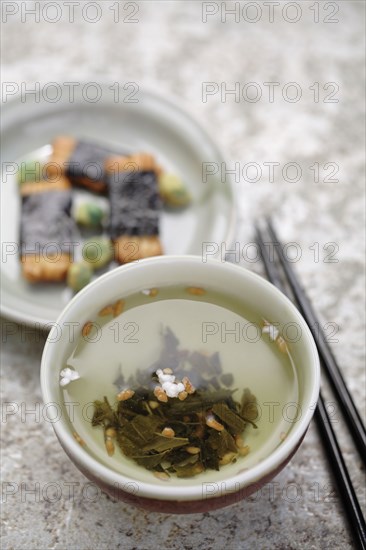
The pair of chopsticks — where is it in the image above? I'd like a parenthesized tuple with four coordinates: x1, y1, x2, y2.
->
(256, 220, 366, 550)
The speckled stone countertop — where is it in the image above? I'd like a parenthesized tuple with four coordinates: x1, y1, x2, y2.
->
(1, 2, 365, 549)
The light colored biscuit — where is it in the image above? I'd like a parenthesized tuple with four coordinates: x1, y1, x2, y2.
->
(105, 153, 162, 176)
(20, 177, 71, 196)
(114, 235, 163, 264)
(21, 253, 71, 283)
(46, 136, 77, 177)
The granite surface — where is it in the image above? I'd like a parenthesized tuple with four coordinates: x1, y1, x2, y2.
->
(1, 1, 365, 549)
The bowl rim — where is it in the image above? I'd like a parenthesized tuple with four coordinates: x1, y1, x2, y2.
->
(41, 255, 320, 501)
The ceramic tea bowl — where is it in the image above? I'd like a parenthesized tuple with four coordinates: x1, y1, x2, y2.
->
(41, 256, 320, 513)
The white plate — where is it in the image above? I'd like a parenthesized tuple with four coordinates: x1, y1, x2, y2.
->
(1, 86, 236, 326)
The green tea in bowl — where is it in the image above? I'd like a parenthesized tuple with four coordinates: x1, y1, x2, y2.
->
(60, 285, 298, 483)
(41, 256, 319, 513)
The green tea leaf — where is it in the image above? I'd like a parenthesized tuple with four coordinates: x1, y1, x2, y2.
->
(174, 462, 204, 478)
(116, 433, 139, 457)
(241, 388, 259, 422)
(122, 414, 162, 446)
(201, 442, 220, 471)
(209, 351, 222, 374)
(220, 373, 234, 387)
(134, 451, 169, 470)
(143, 434, 189, 453)
(212, 403, 247, 434)
(167, 388, 235, 415)
(92, 397, 117, 427)
(207, 428, 237, 457)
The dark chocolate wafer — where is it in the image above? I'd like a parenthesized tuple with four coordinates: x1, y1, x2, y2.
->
(20, 177, 75, 282)
(47, 136, 125, 193)
(106, 168, 163, 263)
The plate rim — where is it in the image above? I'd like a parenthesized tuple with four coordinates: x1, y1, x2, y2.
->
(1, 86, 237, 326)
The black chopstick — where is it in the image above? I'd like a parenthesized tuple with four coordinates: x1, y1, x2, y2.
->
(255, 227, 284, 290)
(316, 396, 366, 550)
(255, 225, 366, 550)
(266, 219, 366, 463)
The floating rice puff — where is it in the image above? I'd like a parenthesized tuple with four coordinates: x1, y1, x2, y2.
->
(262, 319, 289, 354)
(106, 155, 163, 263)
(20, 177, 75, 282)
(59, 367, 80, 387)
(73, 432, 86, 447)
(97, 299, 125, 319)
(141, 288, 159, 297)
(186, 287, 206, 296)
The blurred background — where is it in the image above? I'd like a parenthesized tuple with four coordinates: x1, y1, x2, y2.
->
(1, 2, 365, 549)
